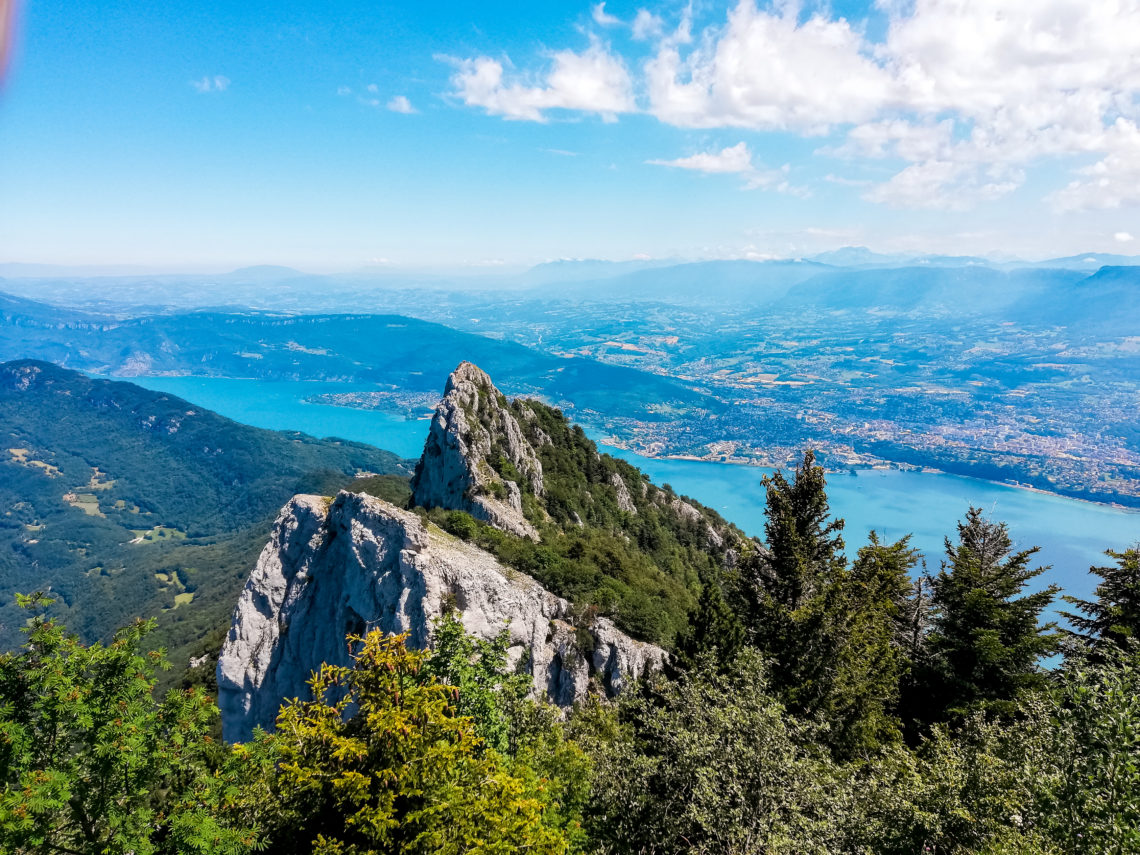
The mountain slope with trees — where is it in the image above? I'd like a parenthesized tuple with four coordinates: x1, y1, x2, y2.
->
(0, 360, 411, 664)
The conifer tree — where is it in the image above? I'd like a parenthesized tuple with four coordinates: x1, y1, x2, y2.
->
(920, 507, 1060, 721)
(673, 580, 746, 673)
(1061, 546, 1140, 657)
(832, 532, 920, 755)
(742, 449, 847, 717)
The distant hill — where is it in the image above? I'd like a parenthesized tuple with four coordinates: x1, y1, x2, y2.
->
(0, 294, 719, 422)
(1007, 265, 1140, 334)
(0, 360, 412, 665)
(521, 258, 678, 285)
(557, 259, 833, 304)
(773, 265, 1087, 314)
(1015, 253, 1140, 271)
(221, 265, 306, 283)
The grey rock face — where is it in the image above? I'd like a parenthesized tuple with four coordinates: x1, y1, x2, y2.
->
(217, 491, 666, 742)
(411, 362, 543, 539)
(609, 471, 637, 515)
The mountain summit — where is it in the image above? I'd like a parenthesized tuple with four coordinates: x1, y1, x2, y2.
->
(411, 361, 544, 538)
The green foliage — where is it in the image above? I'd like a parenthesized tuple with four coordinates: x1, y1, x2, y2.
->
(252, 630, 569, 855)
(738, 450, 849, 718)
(345, 473, 414, 506)
(1061, 545, 1140, 657)
(1041, 648, 1140, 854)
(673, 580, 745, 673)
(0, 596, 258, 855)
(830, 532, 920, 756)
(0, 360, 408, 666)
(422, 611, 530, 754)
(579, 650, 846, 855)
(916, 507, 1060, 722)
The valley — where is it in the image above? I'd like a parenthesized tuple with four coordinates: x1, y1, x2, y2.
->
(5, 257, 1137, 506)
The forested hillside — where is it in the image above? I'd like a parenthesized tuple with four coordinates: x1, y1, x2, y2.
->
(420, 393, 748, 647)
(2, 453, 1137, 854)
(0, 360, 411, 663)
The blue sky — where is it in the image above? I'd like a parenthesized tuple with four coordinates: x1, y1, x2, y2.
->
(1, 0, 1139, 270)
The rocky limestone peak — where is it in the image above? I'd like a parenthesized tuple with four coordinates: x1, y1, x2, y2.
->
(411, 361, 544, 539)
(216, 490, 666, 742)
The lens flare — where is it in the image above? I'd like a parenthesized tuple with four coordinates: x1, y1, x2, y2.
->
(0, 0, 15, 85)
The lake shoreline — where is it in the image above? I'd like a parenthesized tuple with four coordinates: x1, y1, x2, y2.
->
(597, 440, 1140, 515)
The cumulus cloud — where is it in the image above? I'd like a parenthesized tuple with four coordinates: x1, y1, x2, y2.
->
(1048, 120, 1140, 211)
(1116, 231, 1136, 242)
(191, 75, 230, 93)
(446, 40, 634, 122)
(592, 3, 622, 27)
(648, 142, 806, 194)
(387, 95, 417, 114)
(645, 1, 892, 133)
(445, 0, 1140, 210)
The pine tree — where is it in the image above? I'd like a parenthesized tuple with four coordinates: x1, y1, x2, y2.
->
(831, 532, 920, 756)
(1061, 546, 1140, 657)
(921, 507, 1060, 721)
(741, 449, 847, 717)
(673, 580, 746, 673)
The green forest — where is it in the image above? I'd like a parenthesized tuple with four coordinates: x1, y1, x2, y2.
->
(0, 360, 411, 669)
(3, 449, 1138, 854)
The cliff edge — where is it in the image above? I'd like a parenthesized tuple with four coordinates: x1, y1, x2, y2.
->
(217, 491, 666, 742)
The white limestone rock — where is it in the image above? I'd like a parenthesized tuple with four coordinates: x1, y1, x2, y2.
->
(217, 490, 666, 742)
(411, 362, 543, 539)
(609, 471, 637, 515)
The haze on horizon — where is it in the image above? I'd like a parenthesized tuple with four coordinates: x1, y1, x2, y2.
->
(2, 0, 1140, 270)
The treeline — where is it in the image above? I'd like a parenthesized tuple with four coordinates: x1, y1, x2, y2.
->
(2, 454, 1139, 853)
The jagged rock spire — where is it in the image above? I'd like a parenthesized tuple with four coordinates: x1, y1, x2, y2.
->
(411, 361, 543, 539)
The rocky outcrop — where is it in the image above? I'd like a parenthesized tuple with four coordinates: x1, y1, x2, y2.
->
(411, 362, 543, 539)
(217, 491, 666, 742)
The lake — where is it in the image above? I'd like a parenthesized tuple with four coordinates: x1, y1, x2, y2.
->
(134, 376, 1139, 606)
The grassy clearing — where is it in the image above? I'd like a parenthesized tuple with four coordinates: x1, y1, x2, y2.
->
(131, 526, 187, 544)
(64, 493, 104, 517)
(8, 448, 62, 477)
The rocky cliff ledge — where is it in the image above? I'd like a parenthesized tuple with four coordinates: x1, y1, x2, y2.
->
(217, 491, 666, 742)
(411, 361, 543, 539)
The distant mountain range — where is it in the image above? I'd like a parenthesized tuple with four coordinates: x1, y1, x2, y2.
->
(3, 247, 1139, 310)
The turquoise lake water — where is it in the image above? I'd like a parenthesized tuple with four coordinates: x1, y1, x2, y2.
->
(133, 376, 1139, 606)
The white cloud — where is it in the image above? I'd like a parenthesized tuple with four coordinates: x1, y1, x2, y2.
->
(649, 142, 755, 174)
(1115, 231, 1136, 242)
(1048, 120, 1140, 211)
(190, 75, 230, 93)
(447, 40, 635, 122)
(592, 3, 621, 27)
(542, 148, 579, 156)
(336, 85, 352, 96)
(648, 142, 807, 194)
(366, 83, 379, 94)
(644, 1, 893, 133)
(387, 95, 417, 114)
(864, 160, 1025, 210)
(444, 0, 1140, 211)
(632, 9, 664, 40)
